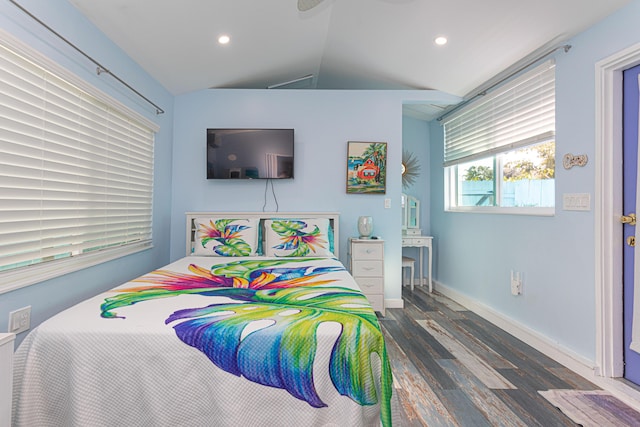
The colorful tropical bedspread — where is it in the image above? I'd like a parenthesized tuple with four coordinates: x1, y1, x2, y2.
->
(12, 256, 393, 427)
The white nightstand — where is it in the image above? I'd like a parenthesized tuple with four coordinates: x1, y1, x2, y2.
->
(0, 333, 15, 427)
(349, 238, 385, 316)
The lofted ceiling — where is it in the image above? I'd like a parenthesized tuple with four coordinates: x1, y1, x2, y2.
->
(66, 0, 631, 120)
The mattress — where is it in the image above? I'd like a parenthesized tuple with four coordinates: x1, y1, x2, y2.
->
(12, 256, 392, 426)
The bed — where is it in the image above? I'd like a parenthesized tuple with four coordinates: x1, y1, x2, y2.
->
(12, 212, 393, 426)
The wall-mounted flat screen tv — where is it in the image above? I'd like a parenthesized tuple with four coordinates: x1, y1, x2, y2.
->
(206, 128, 294, 179)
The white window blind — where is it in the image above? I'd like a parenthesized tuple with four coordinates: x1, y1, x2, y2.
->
(443, 60, 555, 167)
(0, 35, 156, 279)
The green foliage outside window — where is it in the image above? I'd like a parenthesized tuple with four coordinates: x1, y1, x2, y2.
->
(503, 141, 555, 182)
(463, 165, 494, 181)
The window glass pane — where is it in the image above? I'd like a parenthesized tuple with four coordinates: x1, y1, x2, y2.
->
(457, 158, 495, 207)
(448, 140, 555, 210)
(500, 141, 555, 208)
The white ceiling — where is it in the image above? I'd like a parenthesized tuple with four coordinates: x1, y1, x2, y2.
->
(67, 0, 631, 119)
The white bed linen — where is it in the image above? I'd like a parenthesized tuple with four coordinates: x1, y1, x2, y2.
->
(12, 256, 390, 427)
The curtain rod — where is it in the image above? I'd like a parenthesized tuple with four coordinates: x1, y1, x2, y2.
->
(436, 44, 571, 122)
(9, 0, 165, 115)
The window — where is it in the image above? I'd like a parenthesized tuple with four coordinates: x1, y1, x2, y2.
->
(0, 31, 158, 293)
(443, 60, 555, 215)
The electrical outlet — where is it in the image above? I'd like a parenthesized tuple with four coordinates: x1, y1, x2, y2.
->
(9, 306, 31, 334)
(511, 280, 522, 296)
(510, 271, 522, 296)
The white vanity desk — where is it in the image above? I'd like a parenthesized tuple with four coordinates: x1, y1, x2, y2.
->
(401, 193, 434, 292)
(401, 235, 433, 292)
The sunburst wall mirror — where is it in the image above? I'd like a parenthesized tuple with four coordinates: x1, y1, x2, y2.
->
(402, 151, 421, 189)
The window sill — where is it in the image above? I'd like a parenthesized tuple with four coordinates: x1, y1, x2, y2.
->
(0, 242, 153, 295)
(445, 206, 555, 216)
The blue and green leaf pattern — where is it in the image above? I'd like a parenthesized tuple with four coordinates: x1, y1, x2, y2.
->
(100, 258, 392, 426)
(269, 220, 328, 257)
(198, 219, 252, 256)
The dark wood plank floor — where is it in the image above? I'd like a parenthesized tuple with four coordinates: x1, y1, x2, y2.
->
(382, 286, 599, 426)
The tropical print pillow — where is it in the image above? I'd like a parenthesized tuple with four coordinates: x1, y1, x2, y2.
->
(193, 218, 259, 256)
(264, 218, 333, 257)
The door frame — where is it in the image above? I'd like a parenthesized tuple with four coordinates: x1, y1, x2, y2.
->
(596, 42, 640, 378)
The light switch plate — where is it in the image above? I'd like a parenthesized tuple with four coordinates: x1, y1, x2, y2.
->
(562, 193, 590, 211)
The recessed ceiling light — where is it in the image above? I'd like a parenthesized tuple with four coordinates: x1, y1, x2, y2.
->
(218, 35, 230, 45)
(434, 36, 448, 46)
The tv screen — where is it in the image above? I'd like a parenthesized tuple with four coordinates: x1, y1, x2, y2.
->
(206, 129, 294, 179)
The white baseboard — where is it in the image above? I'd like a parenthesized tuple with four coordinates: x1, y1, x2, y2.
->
(385, 298, 404, 309)
(434, 280, 640, 411)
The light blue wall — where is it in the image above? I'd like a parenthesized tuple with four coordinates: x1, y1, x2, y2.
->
(429, 0, 640, 363)
(401, 116, 431, 267)
(0, 0, 174, 347)
(171, 89, 458, 304)
(402, 116, 431, 233)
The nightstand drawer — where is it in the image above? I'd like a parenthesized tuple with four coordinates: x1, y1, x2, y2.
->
(351, 243, 383, 260)
(354, 277, 384, 293)
(348, 237, 384, 315)
(352, 260, 383, 277)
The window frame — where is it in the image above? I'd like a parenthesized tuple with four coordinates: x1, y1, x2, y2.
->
(444, 142, 555, 216)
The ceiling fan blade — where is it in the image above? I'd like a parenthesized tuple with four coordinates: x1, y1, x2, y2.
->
(298, 0, 325, 12)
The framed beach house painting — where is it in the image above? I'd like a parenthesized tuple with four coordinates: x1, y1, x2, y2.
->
(346, 141, 387, 194)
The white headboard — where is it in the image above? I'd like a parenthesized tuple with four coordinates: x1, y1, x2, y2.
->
(186, 212, 340, 257)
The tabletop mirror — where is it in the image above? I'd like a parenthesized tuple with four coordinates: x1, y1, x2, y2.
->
(401, 193, 421, 235)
